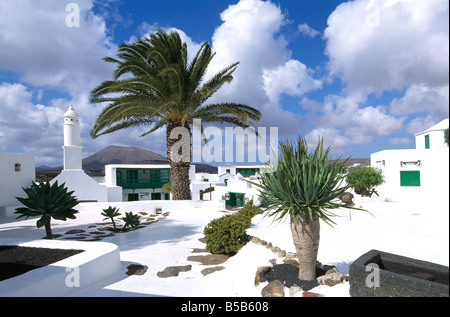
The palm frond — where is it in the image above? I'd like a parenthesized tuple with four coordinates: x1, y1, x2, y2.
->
(89, 28, 261, 145)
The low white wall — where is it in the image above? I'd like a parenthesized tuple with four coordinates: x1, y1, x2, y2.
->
(0, 238, 121, 297)
(74, 199, 225, 214)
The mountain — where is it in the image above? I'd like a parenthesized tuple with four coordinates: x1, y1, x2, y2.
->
(36, 145, 217, 174)
(82, 145, 168, 171)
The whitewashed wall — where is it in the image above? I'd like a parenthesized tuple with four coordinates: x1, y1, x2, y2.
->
(51, 170, 122, 203)
(371, 148, 449, 201)
(0, 153, 35, 208)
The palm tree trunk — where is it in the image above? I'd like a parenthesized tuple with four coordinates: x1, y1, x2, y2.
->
(166, 122, 192, 200)
(290, 214, 320, 280)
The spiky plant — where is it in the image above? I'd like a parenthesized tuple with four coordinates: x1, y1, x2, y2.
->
(252, 136, 364, 280)
(122, 212, 141, 231)
(15, 181, 79, 239)
(101, 206, 121, 230)
(90, 29, 261, 200)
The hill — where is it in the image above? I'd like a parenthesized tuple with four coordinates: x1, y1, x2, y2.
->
(82, 145, 168, 171)
(36, 145, 218, 176)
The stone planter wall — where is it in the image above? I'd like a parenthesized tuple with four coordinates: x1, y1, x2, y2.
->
(349, 249, 449, 297)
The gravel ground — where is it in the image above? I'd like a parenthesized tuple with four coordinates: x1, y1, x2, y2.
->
(0, 246, 83, 281)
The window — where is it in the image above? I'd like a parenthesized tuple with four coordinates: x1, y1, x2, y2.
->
(400, 171, 420, 187)
(127, 170, 138, 183)
(151, 192, 162, 200)
(14, 163, 21, 172)
(128, 193, 139, 201)
(117, 168, 170, 189)
(425, 134, 430, 149)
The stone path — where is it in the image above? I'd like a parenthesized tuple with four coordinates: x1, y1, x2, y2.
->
(156, 237, 230, 278)
(56, 211, 347, 297)
(56, 211, 170, 242)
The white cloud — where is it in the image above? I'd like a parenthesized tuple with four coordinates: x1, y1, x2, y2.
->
(309, 0, 449, 153)
(305, 127, 351, 153)
(324, 0, 449, 93)
(263, 59, 322, 104)
(204, 0, 321, 135)
(298, 23, 320, 38)
(390, 84, 449, 118)
(304, 92, 406, 151)
(0, 83, 64, 164)
(389, 137, 413, 146)
(0, 1, 168, 165)
(0, 0, 116, 95)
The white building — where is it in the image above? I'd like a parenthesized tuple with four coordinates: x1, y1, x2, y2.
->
(105, 164, 195, 202)
(371, 118, 449, 201)
(192, 165, 263, 208)
(51, 105, 122, 202)
(0, 152, 35, 214)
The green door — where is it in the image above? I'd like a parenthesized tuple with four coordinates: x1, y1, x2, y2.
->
(236, 193, 244, 207)
(225, 192, 245, 207)
(227, 193, 237, 207)
(400, 171, 420, 186)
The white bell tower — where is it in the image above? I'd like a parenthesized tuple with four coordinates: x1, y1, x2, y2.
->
(63, 105, 83, 170)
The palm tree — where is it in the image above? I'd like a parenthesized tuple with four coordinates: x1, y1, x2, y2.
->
(90, 29, 261, 199)
(252, 136, 364, 280)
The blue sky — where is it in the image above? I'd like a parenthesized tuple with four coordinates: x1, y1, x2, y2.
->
(0, 0, 448, 167)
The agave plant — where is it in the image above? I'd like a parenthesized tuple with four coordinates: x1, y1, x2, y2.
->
(122, 212, 141, 231)
(253, 136, 364, 280)
(101, 206, 121, 230)
(15, 181, 79, 239)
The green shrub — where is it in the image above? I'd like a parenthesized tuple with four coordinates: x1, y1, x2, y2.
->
(445, 127, 449, 146)
(346, 166, 384, 195)
(203, 204, 263, 255)
(204, 214, 249, 254)
(235, 204, 263, 221)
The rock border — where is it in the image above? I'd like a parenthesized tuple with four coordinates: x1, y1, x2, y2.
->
(250, 235, 349, 297)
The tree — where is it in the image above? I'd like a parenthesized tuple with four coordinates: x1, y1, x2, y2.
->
(445, 127, 449, 146)
(15, 181, 79, 239)
(346, 166, 384, 196)
(90, 29, 261, 200)
(252, 137, 363, 280)
(101, 206, 121, 231)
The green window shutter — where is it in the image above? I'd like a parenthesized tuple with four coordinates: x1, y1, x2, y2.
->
(425, 134, 430, 149)
(400, 171, 420, 186)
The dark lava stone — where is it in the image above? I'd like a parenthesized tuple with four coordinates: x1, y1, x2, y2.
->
(260, 263, 325, 291)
